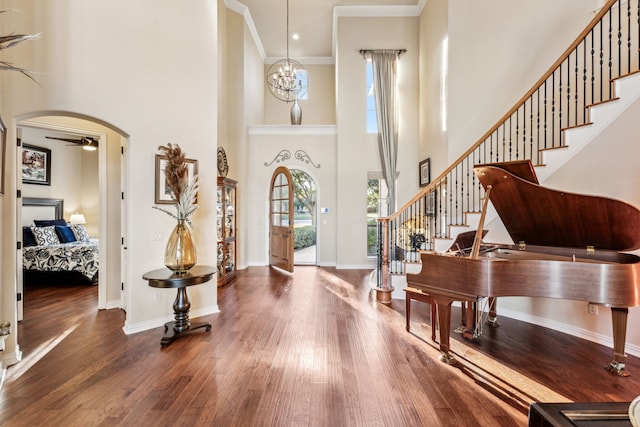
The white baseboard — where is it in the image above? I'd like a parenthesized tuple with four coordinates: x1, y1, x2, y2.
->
(395, 291, 640, 359)
(122, 305, 219, 335)
(498, 306, 640, 359)
(104, 300, 121, 310)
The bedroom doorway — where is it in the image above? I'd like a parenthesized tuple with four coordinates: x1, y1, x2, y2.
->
(16, 115, 126, 323)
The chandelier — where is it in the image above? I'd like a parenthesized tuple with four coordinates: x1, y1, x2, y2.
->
(266, 0, 307, 103)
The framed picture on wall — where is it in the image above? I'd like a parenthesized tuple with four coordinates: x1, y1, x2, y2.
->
(22, 144, 52, 186)
(419, 158, 430, 187)
(155, 154, 198, 204)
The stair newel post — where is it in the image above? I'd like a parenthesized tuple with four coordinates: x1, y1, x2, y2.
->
(375, 218, 393, 304)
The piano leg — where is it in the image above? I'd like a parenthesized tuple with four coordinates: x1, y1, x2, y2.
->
(606, 307, 630, 377)
(433, 297, 456, 365)
(463, 300, 476, 340)
(486, 297, 500, 328)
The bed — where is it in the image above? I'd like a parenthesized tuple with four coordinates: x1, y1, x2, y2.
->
(22, 197, 99, 282)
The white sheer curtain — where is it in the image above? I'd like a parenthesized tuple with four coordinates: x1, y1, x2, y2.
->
(364, 49, 400, 213)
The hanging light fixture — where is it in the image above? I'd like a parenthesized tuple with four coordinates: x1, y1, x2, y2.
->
(266, 0, 307, 104)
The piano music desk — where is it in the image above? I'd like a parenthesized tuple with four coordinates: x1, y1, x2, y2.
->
(404, 287, 437, 342)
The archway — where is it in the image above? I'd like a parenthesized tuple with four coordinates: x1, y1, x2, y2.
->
(291, 168, 317, 265)
(15, 112, 128, 333)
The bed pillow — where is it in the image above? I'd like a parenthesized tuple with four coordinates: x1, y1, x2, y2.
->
(34, 219, 68, 227)
(23, 227, 38, 247)
(31, 225, 61, 246)
(55, 225, 77, 243)
(70, 224, 90, 242)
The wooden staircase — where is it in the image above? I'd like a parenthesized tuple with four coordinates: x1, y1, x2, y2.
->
(389, 65, 640, 299)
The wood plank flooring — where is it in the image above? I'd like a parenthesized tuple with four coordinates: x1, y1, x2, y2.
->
(2, 266, 640, 426)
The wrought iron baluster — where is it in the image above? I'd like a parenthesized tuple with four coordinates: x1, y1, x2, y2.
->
(627, 0, 632, 74)
(543, 81, 548, 149)
(551, 72, 556, 147)
(618, 0, 622, 77)
(600, 20, 604, 103)
(609, 10, 613, 99)
(529, 97, 534, 161)
(559, 64, 563, 146)
(583, 40, 587, 124)
(515, 108, 520, 159)
(591, 29, 595, 106)
(574, 47, 579, 126)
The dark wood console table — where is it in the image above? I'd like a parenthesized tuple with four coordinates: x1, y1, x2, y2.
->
(143, 265, 215, 347)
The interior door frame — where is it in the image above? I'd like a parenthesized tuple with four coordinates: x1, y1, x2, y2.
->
(269, 166, 294, 272)
(17, 120, 108, 309)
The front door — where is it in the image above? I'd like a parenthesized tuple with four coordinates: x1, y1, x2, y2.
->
(269, 166, 294, 272)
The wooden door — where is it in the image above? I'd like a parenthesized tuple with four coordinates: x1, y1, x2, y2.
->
(269, 166, 294, 272)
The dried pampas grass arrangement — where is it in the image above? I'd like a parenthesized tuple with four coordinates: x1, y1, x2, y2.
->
(0, 10, 40, 82)
(153, 144, 199, 223)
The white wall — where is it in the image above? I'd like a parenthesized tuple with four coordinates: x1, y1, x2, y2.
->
(497, 96, 640, 353)
(446, 0, 600, 162)
(247, 127, 337, 266)
(264, 63, 336, 125)
(336, 16, 420, 268)
(18, 115, 124, 305)
(418, 0, 640, 354)
(19, 127, 88, 224)
(220, 5, 265, 271)
(418, 0, 448, 178)
(0, 0, 219, 361)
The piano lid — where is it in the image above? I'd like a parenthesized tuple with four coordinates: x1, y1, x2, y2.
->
(474, 160, 640, 251)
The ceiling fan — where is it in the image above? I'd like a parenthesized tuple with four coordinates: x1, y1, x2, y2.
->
(45, 135, 99, 151)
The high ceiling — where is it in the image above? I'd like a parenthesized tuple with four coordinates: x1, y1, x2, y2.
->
(235, 0, 422, 59)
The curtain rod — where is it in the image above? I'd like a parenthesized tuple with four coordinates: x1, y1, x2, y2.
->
(359, 49, 406, 56)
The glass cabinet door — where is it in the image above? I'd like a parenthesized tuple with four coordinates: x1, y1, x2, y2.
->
(217, 176, 238, 286)
(217, 186, 223, 240)
(224, 186, 235, 238)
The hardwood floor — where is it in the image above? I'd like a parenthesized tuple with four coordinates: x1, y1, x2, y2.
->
(2, 266, 640, 426)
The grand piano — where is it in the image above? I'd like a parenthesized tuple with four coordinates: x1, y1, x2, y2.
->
(406, 160, 640, 376)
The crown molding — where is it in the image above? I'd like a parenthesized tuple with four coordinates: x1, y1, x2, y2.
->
(332, 2, 426, 57)
(226, 1, 427, 62)
(248, 125, 337, 136)
(224, 0, 267, 60)
(264, 56, 335, 65)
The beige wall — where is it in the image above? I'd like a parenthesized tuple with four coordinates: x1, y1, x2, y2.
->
(418, 0, 448, 178)
(419, 0, 640, 354)
(20, 127, 88, 226)
(247, 127, 337, 266)
(446, 0, 600, 162)
(2, 0, 638, 367)
(18, 115, 124, 305)
(491, 96, 640, 354)
(220, 5, 265, 270)
(336, 16, 420, 267)
(263, 63, 336, 125)
(0, 0, 219, 362)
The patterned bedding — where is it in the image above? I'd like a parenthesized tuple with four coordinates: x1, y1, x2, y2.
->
(23, 238, 99, 281)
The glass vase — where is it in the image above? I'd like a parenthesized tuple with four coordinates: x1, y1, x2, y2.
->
(290, 98, 302, 125)
(164, 219, 197, 273)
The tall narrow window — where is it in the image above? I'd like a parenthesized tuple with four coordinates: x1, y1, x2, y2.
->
(367, 172, 388, 256)
(366, 62, 377, 133)
(297, 69, 308, 100)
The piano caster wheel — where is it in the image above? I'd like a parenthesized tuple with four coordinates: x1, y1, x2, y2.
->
(439, 352, 456, 365)
(486, 317, 500, 328)
(605, 361, 630, 377)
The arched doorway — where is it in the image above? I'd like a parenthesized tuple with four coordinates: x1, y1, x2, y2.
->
(291, 169, 317, 265)
(15, 114, 127, 324)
